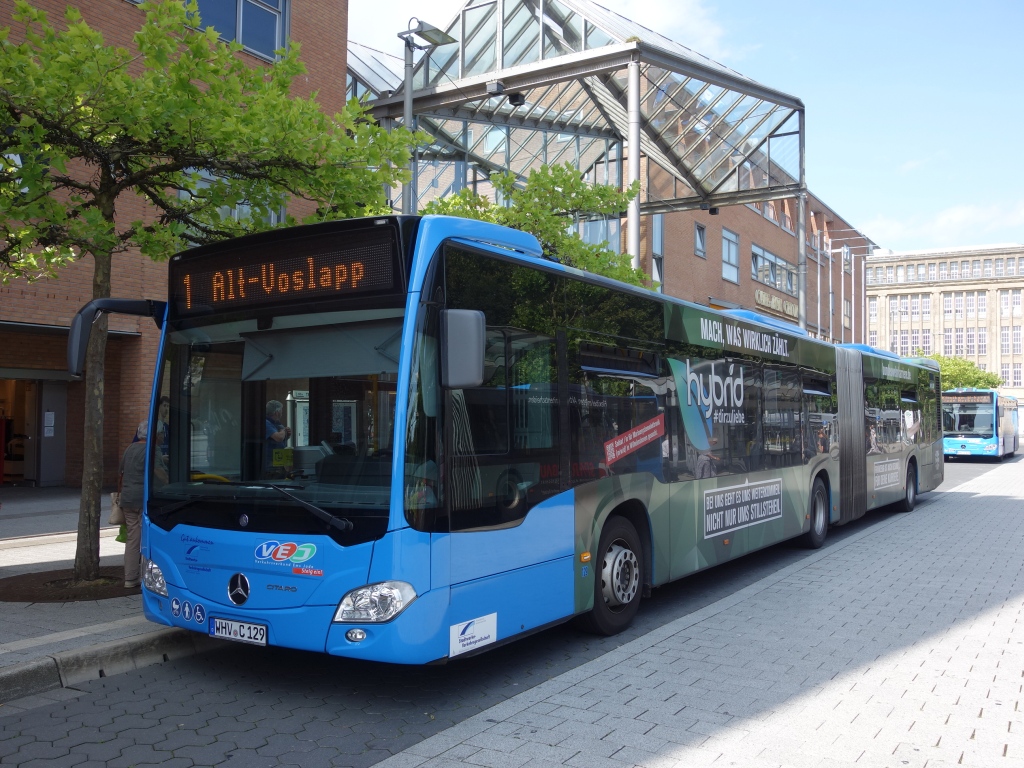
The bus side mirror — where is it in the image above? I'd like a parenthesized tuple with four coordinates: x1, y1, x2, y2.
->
(67, 299, 167, 377)
(441, 309, 485, 389)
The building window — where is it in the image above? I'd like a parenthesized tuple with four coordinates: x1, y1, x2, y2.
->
(943, 294, 952, 318)
(1014, 289, 1022, 315)
(979, 328, 987, 355)
(891, 331, 899, 354)
(955, 292, 963, 318)
(195, 0, 287, 60)
(1015, 364, 1022, 387)
(722, 229, 739, 283)
(923, 331, 932, 355)
(955, 327, 964, 356)
(923, 295, 931, 318)
(1015, 325, 1022, 355)
(943, 330, 952, 356)
(912, 295, 920, 318)
(869, 330, 878, 347)
(886, 266, 894, 283)
(890, 297, 899, 318)
(917, 264, 926, 281)
(912, 329, 920, 353)
(966, 293, 975, 318)
(651, 214, 664, 294)
(900, 329, 910, 356)
(750, 245, 797, 296)
(972, 260, 981, 278)
(984, 259, 993, 277)
(1008, 258, 1017, 276)
(996, 259, 1005, 277)
(978, 293, 987, 318)
(1002, 326, 1010, 354)
(928, 263, 936, 281)
(866, 267, 874, 285)
(900, 295, 909, 319)
(939, 262, 947, 280)
(844, 299, 852, 328)
(1002, 363, 1010, 386)
(694, 222, 706, 259)
(896, 265, 905, 283)
(1001, 290, 1010, 316)
(966, 328, 975, 355)
(869, 296, 878, 321)
(961, 260, 970, 278)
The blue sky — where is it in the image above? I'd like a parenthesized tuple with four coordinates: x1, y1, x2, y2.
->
(350, 0, 1024, 252)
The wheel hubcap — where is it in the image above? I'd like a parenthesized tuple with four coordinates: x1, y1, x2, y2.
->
(601, 541, 639, 608)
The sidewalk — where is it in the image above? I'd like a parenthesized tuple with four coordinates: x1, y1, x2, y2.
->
(1, 463, 1022, 768)
(370, 461, 1024, 768)
(0, 523, 217, 712)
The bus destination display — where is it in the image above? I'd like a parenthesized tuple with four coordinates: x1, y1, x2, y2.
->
(942, 393, 991, 405)
(172, 233, 395, 315)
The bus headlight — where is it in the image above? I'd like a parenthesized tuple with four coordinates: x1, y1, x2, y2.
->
(142, 557, 168, 596)
(333, 581, 417, 623)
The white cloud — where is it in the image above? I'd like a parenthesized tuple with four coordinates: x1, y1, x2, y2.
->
(862, 199, 1024, 252)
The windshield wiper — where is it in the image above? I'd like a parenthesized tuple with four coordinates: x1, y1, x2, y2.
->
(217, 481, 354, 532)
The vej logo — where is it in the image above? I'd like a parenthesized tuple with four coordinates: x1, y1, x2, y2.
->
(254, 540, 316, 564)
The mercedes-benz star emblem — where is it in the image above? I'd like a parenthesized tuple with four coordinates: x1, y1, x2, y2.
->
(238, 514, 249, 528)
(228, 573, 250, 606)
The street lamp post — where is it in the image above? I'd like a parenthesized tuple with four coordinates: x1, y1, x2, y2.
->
(397, 18, 456, 216)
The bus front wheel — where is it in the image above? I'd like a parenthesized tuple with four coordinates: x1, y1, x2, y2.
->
(577, 516, 643, 636)
(897, 463, 917, 513)
(802, 477, 828, 549)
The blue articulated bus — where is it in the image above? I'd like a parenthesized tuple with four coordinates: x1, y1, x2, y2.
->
(942, 389, 1018, 459)
(67, 215, 943, 664)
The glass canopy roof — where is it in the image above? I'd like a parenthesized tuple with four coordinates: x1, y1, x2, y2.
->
(349, 0, 805, 215)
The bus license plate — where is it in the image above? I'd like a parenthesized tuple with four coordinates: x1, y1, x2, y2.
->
(957, 451, 971, 455)
(210, 617, 267, 646)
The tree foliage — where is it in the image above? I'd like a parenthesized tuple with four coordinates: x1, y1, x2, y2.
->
(924, 354, 1003, 389)
(422, 163, 645, 286)
(0, 0, 414, 282)
(0, 0, 416, 580)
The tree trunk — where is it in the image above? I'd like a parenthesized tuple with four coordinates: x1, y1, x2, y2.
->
(74, 248, 113, 582)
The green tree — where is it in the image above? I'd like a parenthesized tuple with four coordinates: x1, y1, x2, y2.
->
(0, 0, 414, 581)
(924, 354, 1003, 389)
(422, 163, 645, 286)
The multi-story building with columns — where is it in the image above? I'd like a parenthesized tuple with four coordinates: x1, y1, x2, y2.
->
(865, 243, 1024, 400)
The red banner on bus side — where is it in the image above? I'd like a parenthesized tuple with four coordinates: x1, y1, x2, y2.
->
(604, 414, 665, 465)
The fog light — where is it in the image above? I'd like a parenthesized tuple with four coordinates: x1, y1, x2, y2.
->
(346, 628, 367, 642)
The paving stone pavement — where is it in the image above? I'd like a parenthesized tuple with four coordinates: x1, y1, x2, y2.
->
(368, 460, 1024, 768)
(0, 461, 1021, 767)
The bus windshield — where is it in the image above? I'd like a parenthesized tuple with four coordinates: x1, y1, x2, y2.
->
(148, 309, 404, 535)
(942, 401, 994, 438)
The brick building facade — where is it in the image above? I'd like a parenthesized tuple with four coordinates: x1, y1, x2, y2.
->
(0, 0, 348, 487)
(640, 193, 869, 345)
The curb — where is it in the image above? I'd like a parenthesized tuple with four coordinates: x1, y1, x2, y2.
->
(0, 628, 224, 705)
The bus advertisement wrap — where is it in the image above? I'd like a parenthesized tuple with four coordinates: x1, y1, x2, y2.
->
(703, 479, 783, 538)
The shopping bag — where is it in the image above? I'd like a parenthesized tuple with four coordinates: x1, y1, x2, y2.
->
(108, 492, 126, 525)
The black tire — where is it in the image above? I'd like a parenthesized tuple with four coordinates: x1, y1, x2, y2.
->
(576, 517, 643, 636)
(802, 476, 828, 549)
(897, 462, 917, 513)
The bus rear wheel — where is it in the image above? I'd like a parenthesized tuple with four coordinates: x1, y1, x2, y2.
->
(897, 463, 917, 513)
(802, 477, 828, 549)
(577, 517, 643, 636)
